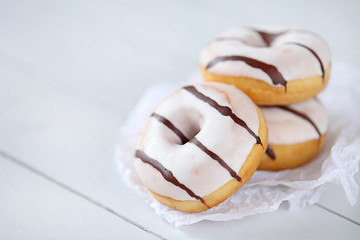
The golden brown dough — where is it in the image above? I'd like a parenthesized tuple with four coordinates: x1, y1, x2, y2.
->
(201, 65, 330, 106)
(258, 133, 326, 171)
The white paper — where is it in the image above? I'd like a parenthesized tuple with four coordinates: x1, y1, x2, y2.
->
(116, 62, 360, 227)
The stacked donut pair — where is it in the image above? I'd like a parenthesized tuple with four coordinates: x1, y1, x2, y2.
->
(201, 25, 330, 171)
(134, 25, 330, 213)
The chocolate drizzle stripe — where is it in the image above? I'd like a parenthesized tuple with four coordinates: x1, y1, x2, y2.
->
(151, 113, 189, 144)
(208, 28, 326, 88)
(151, 112, 242, 182)
(184, 85, 262, 145)
(190, 137, 241, 182)
(277, 106, 321, 137)
(135, 150, 207, 205)
(265, 145, 276, 160)
(286, 42, 325, 79)
(205, 56, 287, 88)
(254, 29, 326, 81)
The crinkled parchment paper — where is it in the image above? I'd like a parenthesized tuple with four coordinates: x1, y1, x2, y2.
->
(116, 62, 360, 227)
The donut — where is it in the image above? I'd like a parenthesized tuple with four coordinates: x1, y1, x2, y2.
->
(258, 98, 327, 171)
(134, 82, 268, 213)
(200, 25, 331, 105)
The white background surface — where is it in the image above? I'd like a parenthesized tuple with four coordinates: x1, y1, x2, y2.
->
(1, 0, 360, 239)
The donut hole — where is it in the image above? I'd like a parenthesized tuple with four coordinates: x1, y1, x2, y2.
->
(184, 120, 201, 145)
(172, 109, 203, 145)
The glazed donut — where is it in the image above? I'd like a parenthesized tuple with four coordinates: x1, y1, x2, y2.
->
(200, 25, 331, 105)
(258, 98, 327, 171)
(134, 82, 268, 212)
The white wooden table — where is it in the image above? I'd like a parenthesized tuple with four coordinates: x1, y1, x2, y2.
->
(1, 1, 359, 239)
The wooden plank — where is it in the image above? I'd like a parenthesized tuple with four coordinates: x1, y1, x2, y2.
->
(182, 204, 360, 240)
(0, 65, 359, 239)
(317, 172, 360, 224)
(0, 66, 189, 239)
(0, 0, 195, 117)
(1, 0, 359, 118)
(0, 155, 158, 240)
(1, 157, 360, 240)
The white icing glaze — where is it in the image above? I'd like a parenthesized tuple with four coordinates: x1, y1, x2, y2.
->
(260, 98, 327, 145)
(200, 25, 331, 86)
(135, 82, 260, 201)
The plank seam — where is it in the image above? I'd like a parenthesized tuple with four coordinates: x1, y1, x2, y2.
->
(0, 150, 167, 240)
(315, 203, 360, 227)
